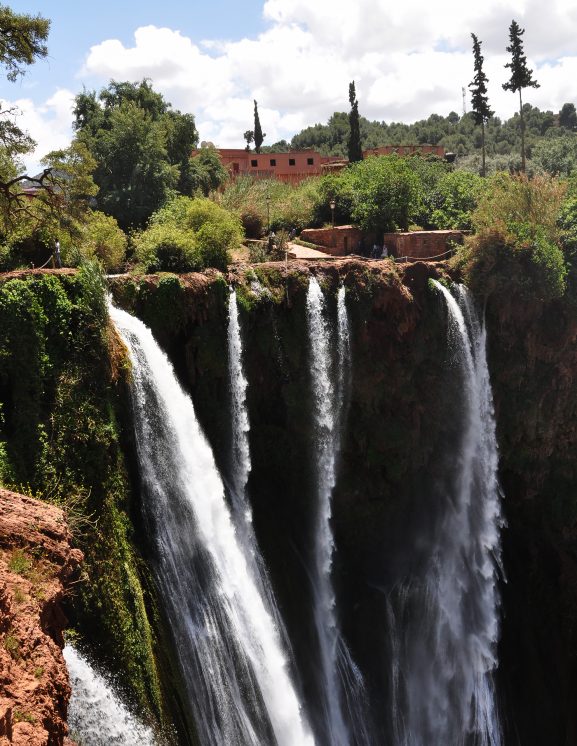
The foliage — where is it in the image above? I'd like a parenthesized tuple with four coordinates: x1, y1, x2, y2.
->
(503, 20, 540, 172)
(0, 5, 49, 81)
(345, 155, 422, 232)
(73, 80, 198, 229)
(253, 100, 265, 154)
(218, 175, 321, 234)
(532, 133, 577, 176)
(460, 173, 568, 301)
(0, 269, 163, 719)
(348, 81, 362, 163)
(469, 33, 493, 176)
(72, 210, 127, 270)
(429, 170, 486, 230)
(188, 145, 229, 196)
(134, 196, 242, 272)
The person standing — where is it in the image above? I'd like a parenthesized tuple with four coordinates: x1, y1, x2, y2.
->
(54, 240, 62, 268)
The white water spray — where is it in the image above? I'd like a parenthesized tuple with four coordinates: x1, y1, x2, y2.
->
(227, 288, 252, 527)
(306, 277, 368, 746)
(389, 281, 503, 746)
(110, 303, 313, 746)
(64, 644, 157, 745)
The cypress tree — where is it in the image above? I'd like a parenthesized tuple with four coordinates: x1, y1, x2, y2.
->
(469, 33, 493, 177)
(347, 81, 363, 162)
(253, 100, 265, 154)
(503, 20, 539, 172)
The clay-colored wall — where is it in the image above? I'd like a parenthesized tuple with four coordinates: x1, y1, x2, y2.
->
(382, 230, 463, 259)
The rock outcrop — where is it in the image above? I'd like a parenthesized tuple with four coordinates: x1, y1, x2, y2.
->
(0, 488, 82, 745)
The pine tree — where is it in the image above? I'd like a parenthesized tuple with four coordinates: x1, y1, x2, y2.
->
(253, 100, 265, 154)
(503, 20, 539, 172)
(469, 34, 493, 177)
(347, 81, 363, 162)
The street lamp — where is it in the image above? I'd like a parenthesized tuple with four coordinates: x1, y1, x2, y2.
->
(330, 198, 336, 228)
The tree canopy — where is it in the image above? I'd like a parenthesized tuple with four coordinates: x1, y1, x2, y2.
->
(0, 4, 49, 81)
(73, 79, 199, 229)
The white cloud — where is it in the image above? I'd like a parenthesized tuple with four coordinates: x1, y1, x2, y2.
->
(13, 0, 577, 169)
(2, 89, 75, 174)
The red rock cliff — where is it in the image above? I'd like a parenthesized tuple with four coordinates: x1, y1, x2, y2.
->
(0, 488, 82, 745)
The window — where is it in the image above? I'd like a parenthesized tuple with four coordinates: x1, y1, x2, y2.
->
(251, 159, 258, 167)
(289, 158, 296, 166)
(307, 157, 314, 165)
(270, 158, 276, 166)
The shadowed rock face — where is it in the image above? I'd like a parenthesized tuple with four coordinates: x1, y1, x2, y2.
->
(109, 259, 577, 745)
(0, 488, 82, 746)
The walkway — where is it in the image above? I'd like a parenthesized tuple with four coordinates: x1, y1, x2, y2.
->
(287, 243, 334, 260)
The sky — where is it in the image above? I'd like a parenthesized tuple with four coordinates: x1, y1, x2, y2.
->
(3, 0, 577, 173)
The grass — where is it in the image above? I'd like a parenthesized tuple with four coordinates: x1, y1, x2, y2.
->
(8, 550, 32, 576)
(4, 633, 20, 659)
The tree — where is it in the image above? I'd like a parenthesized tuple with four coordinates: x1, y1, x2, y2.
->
(0, 5, 53, 231)
(347, 81, 363, 162)
(73, 80, 198, 229)
(253, 100, 265, 153)
(188, 145, 228, 196)
(244, 129, 254, 152)
(469, 34, 493, 177)
(503, 20, 539, 172)
(559, 103, 577, 131)
(0, 5, 49, 81)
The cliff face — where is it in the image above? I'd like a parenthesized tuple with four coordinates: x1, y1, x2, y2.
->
(110, 258, 577, 745)
(0, 488, 82, 746)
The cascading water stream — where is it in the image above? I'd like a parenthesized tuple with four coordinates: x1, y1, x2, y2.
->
(110, 302, 313, 746)
(388, 281, 503, 746)
(63, 644, 157, 745)
(306, 277, 369, 746)
(226, 287, 294, 647)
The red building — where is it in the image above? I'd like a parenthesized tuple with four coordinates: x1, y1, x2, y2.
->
(194, 148, 324, 184)
(197, 144, 446, 184)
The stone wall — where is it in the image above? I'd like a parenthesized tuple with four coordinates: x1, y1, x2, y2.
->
(382, 230, 463, 260)
(300, 225, 369, 256)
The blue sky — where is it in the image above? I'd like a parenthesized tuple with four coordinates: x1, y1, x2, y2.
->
(3, 0, 577, 173)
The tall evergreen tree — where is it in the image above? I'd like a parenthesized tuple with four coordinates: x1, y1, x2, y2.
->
(469, 34, 493, 177)
(347, 81, 363, 162)
(253, 100, 265, 154)
(503, 20, 539, 172)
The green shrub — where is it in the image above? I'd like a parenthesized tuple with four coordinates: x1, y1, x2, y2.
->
(134, 223, 198, 272)
(74, 211, 127, 271)
(135, 196, 242, 272)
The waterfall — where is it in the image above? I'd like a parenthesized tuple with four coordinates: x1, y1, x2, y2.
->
(306, 277, 368, 746)
(63, 644, 157, 745)
(226, 287, 293, 648)
(110, 303, 313, 746)
(388, 281, 503, 746)
(227, 288, 252, 527)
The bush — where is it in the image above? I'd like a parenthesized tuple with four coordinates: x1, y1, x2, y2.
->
(134, 223, 198, 273)
(457, 173, 569, 301)
(429, 170, 485, 230)
(134, 196, 243, 272)
(73, 211, 127, 271)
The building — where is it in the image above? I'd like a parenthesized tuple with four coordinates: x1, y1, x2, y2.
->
(196, 144, 447, 184)
(194, 148, 325, 184)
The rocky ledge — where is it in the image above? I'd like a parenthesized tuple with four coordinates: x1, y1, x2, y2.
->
(0, 489, 82, 745)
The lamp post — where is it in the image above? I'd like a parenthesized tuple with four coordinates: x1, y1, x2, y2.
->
(330, 198, 336, 228)
(266, 194, 271, 234)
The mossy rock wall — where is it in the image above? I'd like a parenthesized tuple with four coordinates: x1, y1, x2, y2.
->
(0, 268, 167, 735)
